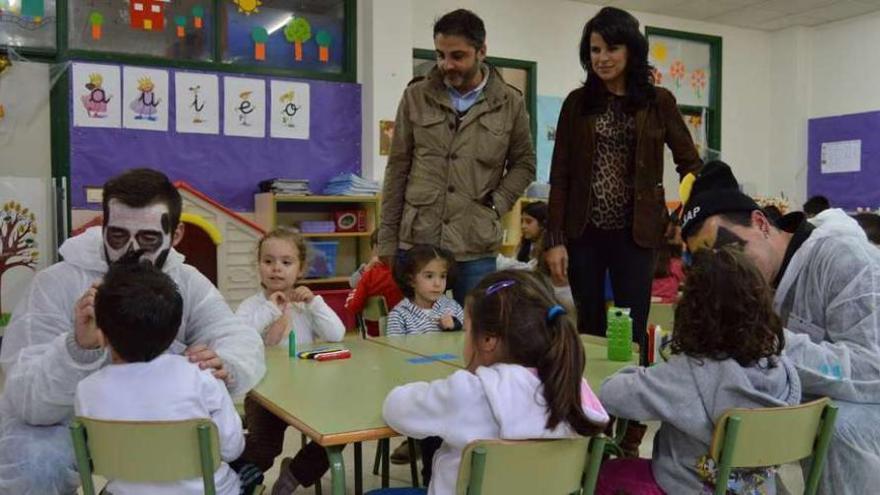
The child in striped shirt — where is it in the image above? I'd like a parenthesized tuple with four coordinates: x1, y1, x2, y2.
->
(386, 244, 464, 336)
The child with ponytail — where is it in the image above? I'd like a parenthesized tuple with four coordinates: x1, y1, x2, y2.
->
(380, 270, 610, 495)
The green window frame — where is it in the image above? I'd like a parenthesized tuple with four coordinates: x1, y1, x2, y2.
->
(645, 26, 722, 156)
(1, 0, 357, 242)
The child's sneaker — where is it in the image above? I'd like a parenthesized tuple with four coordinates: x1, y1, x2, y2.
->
(271, 457, 301, 495)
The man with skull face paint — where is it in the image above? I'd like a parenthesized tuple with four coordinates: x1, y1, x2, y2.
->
(0, 168, 265, 495)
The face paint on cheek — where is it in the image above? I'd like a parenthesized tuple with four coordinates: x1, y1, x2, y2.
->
(714, 227, 747, 249)
(103, 200, 172, 267)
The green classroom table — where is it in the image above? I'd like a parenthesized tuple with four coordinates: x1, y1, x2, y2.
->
(248, 336, 458, 495)
(369, 332, 638, 391)
(249, 333, 637, 495)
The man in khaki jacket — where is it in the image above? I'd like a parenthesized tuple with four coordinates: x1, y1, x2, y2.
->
(379, 9, 536, 302)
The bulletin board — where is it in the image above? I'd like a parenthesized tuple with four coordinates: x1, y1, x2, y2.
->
(808, 111, 880, 210)
(69, 62, 361, 211)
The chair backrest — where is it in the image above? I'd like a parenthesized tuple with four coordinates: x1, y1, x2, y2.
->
(455, 436, 606, 495)
(70, 417, 221, 495)
(361, 295, 389, 337)
(709, 398, 838, 495)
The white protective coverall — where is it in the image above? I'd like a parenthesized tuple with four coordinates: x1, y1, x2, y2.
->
(775, 209, 880, 494)
(0, 227, 266, 494)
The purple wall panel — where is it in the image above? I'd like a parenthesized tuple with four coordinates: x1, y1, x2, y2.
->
(808, 111, 880, 210)
(71, 64, 361, 211)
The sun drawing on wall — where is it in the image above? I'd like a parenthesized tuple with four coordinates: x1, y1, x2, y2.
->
(650, 41, 668, 63)
(233, 0, 261, 15)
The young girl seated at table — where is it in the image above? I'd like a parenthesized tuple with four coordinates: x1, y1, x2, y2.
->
(233, 228, 345, 495)
(596, 246, 801, 495)
(386, 244, 464, 336)
(379, 270, 610, 495)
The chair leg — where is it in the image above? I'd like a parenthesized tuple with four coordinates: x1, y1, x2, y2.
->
(70, 422, 98, 495)
(381, 438, 390, 488)
(407, 437, 420, 487)
(314, 477, 322, 495)
(354, 442, 363, 495)
(373, 438, 388, 476)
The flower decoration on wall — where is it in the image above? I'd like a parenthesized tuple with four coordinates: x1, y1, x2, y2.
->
(669, 60, 685, 89)
(651, 67, 662, 86)
(690, 69, 707, 100)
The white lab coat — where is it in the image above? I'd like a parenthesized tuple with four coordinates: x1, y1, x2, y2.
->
(0, 227, 265, 495)
(775, 209, 880, 494)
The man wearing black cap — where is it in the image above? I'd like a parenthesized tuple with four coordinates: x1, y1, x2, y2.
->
(680, 161, 880, 494)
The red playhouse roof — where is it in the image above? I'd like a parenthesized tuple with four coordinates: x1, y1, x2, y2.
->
(70, 183, 266, 238)
(174, 181, 266, 235)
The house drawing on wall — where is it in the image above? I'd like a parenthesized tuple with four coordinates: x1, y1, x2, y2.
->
(129, 0, 170, 31)
(70, 182, 264, 310)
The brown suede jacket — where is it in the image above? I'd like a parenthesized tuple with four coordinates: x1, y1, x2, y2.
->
(546, 86, 702, 249)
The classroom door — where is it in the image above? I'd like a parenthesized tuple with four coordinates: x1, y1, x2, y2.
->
(177, 221, 218, 286)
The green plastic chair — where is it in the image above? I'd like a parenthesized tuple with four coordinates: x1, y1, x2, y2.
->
(708, 398, 838, 495)
(454, 435, 607, 495)
(70, 417, 264, 495)
(359, 295, 389, 338)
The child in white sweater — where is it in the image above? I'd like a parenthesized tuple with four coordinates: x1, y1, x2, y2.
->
(380, 270, 610, 495)
(75, 262, 245, 495)
(233, 228, 345, 494)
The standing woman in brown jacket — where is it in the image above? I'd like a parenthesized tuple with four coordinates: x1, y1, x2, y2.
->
(545, 7, 701, 360)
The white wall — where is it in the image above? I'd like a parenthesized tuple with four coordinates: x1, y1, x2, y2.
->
(768, 27, 811, 207)
(360, 0, 775, 199)
(765, 10, 880, 208)
(810, 10, 880, 119)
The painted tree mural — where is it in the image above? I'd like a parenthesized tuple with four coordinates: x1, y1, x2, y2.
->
(252, 26, 268, 61)
(89, 11, 104, 40)
(316, 29, 332, 63)
(284, 17, 312, 62)
(0, 201, 39, 316)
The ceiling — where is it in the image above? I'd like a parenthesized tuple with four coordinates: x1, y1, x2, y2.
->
(579, 0, 880, 30)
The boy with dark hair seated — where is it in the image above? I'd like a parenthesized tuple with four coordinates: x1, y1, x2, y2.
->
(74, 262, 247, 495)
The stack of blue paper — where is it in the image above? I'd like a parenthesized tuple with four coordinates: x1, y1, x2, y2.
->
(322, 173, 381, 196)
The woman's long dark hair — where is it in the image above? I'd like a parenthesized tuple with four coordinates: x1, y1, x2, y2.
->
(579, 7, 656, 113)
(467, 270, 604, 436)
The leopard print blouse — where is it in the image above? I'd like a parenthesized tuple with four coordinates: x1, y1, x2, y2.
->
(589, 96, 636, 230)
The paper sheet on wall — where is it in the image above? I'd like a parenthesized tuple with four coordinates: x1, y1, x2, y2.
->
(123, 66, 169, 131)
(224, 76, 265, 138)
(0, 177, 53, 318)
(270, 80, 310, 140)
(175, 72, 219, 135)
(72, 63, 121, 128)
(821, 139, 861, 174)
